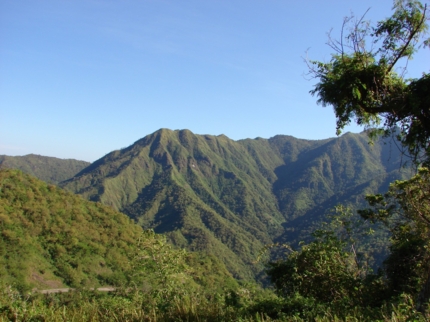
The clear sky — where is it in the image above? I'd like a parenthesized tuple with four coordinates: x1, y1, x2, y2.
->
(1, 0, 428, 162)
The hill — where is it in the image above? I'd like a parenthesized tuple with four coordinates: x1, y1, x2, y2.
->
(61, 129, 410, 280)
(0, 168, 144, 290)
(0, 154, 90, 184)
(0, 169, 236, 291)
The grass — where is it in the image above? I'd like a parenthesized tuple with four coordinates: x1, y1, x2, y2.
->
(1, 286, 429, 322)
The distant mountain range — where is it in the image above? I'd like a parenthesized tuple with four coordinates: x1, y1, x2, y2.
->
(54, 129, 410, 281)
(0, 154, 89, 184)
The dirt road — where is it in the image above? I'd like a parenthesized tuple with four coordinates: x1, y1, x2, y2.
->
(38, 287, 115, 294)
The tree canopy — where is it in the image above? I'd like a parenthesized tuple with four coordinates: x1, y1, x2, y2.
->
(308, 0, 430, 165)
(359, 168, 430, 309)
(266, 1, 430, 315)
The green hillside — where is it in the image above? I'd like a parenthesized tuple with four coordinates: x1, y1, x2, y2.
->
(61, 129, 409, 280)
(0, 154, 90, 184)
(0, 168, 144, 290)
(0, 169, 236, 292)
(270, 131, 411, 244)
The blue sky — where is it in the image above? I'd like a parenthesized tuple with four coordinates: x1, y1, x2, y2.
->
(1, 0, 428, 162)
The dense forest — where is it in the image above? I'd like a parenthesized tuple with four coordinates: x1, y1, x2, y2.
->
(1, 0, 429, 320)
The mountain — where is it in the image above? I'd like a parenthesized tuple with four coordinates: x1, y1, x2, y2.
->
(60, 129, 410, 280)
(0, 154, 90, 184)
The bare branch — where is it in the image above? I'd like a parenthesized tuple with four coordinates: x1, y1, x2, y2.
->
(387, 4, 428, 73)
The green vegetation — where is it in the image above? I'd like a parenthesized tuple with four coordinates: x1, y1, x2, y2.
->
(359, 168, 430, 310)
(61, 128, 407, 281)
(2, 148, 422, 320)
(308, 0, 430, 165)
(0, 154, 90, 184)
(2, 1, 430, 319)
(261, 0, 430, 319)
(0, 168, 143, 290)
(1, 206, 429, 321)
(265, 207, 430, 320)
(0, 169, 271, 321)
(2, 285, 429, 321)
(0, 169, 237, 293)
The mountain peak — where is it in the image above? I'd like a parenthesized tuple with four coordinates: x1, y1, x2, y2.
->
(60, 129, 408, 281)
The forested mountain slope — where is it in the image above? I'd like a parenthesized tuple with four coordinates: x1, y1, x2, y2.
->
(61, 129, 410, 280)
(0, 154, 90, 184)
(0, 169, 236, 291)
(0, 169, 142, 290)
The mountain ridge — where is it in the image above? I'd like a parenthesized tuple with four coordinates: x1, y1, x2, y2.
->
(60, 128, 409, 280)
(0, 154, 90, 184)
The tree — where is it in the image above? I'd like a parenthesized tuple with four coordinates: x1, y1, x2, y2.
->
(304, 0, 430, 312)
(359, 168, 430, 310)
(129, 229, 192, 308)
(267, 207, 383, 309)
(267, 230, 362, 306)
(308, 0, 430, 165)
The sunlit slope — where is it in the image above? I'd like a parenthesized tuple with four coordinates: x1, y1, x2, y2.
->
(0, 168, 237, 293)
(0, 169, 143, 290)
(61, 129, 407, 280)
